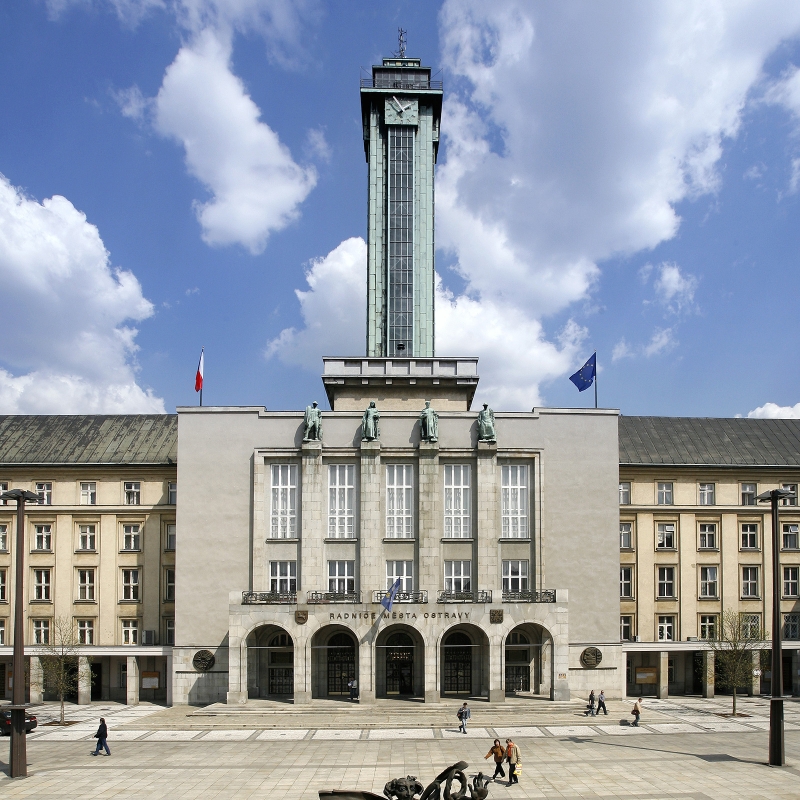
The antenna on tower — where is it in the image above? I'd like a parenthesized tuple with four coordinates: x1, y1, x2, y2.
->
(394, 28, 407, 58)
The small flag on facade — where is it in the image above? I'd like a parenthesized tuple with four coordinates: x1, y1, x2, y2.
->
(381, 578, 402, 612)
(195, 348, 204, 393)
(569, 352, 596, 392)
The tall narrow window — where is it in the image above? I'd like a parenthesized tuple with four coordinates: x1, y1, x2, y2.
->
(699, 483, 715, 505)
(741, 483, 756, 505)
(78, 569, 95, 601)
(270, 465, 297, 539)
(78, 619, 94, 645)
(122, 524, 140, 551)
(33, 619, 50, 644)
(0, 568, 6, 601)
(387, 125, 414, 354)
(79, 524, 96, 551)
(122, 619, 138, 645)
(0, 482, 7, 504)
(656, 523, 675, 549)
(386, 560, 413, 591)
(501, 465, 528, 538)
(741, 613, 761, 638)
(699, 566, 718, 598)
(657, 482, 673, 505)
(122, 569, 140, 601)
(124, 481, 140, 505)
(657, 616, 674, 641)
(328, 465, 355, 538)
(0, 523, 6, 552)
(36, 482, 52, 505)
(0, 619, 5, 645)
(165, 618, 175, 645)
(34, 524, 52, 551)
(657, 567, 675, 598)
(619, 522, 632, 549)
(784, 566, 799, 598)
(781, 484, 798, 506)
(741, 523, 758, 549)
(502, 560, 529, 593)
(782, 523, 799, 550)
(444, 560, 471, 593)
(784, 614, 800, 640)
(328, 561, 355, 594)
(444, 464, 471, 538)
(620, 567, 633, 598)
(34, 569, 51, 601)
(620, 616, 633, 641)
(386, 464, 413, 538)
(699, 523, 717, 549)
(164, 568, 175, 601)
(269, 561, 297, 593)
(619, 482, 631, 505)
(165, 523, 176, 551)
(741, 566, 759, 598)
(700, 615, 717, 640)
(80, 482, 96, 505)
(168, 482, 177, 505)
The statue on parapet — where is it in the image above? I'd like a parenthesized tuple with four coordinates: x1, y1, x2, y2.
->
(303, 401, 323, 441)
(419, 400, 438, 443)
(362, 401, 380, 441)
(477, 403, 496, 443)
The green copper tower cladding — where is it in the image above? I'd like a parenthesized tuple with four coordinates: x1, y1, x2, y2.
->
(361, 57, 442, 357)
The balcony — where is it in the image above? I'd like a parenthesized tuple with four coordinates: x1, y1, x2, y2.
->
(242, 591, 297, 605)
(502, 590, 557, 603)
(371, 590, 428, 604)
(307, 591, 362, 604)
(437, 590, 492, 604)
(360, 79, 443, 91)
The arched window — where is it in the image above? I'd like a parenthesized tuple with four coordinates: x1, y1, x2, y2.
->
(269, 632, 292, 648)
(386, 631, 414, 647)
(329, 632, 356, 648)
(508, 631, 530, 646)
(445, 631, 472, 647)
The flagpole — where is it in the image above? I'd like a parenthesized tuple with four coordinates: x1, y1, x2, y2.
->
(594, 351, 597, 409)
(200, 387, 203, 407)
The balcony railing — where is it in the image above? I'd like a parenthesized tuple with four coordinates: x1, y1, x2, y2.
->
(502, 590, 557, 603)
(437, 590, 492, 604)
(242, 591, 297, 605)
(360, 79, 443, 91)
(307, 591, 362, 604)
(371, 590, 428, 604)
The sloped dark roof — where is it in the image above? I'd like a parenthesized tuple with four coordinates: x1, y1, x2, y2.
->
(620, 416, 800, 468)
(0, 416, 177, 465)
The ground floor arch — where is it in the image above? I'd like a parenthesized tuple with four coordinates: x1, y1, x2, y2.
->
(246, 624, 295, 700)
(375, 624, 424, 699)
(504, 623, 552, 696)
(440, 624, 490, 698)
(310, 625, 358, 700)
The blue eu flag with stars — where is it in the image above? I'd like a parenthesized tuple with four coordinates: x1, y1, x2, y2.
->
(569, 353, 596, 392)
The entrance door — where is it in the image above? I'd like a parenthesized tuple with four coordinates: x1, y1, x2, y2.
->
(385, 632, 414, 695)
(443, 632, 472, 695)
(267, 633, 294, 696)
(90, 663, 103, 700)
(327, 632, 356, 696)
(505, 631, 530, 693)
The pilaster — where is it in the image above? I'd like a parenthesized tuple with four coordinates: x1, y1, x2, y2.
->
(78, 656, 91, 705)
(166, 652, 174, 706)
(126, 655, 139, 705)
(300, 441, 324, 592)
(418, 441, 439, 597)
(358, 639, 375, 704)
(360, 441, 382, 598)
(658, 651, 669, 699)
(29, 656, 43, 704)
(702, 650, 714, 698)
(793, 649, 800, 698)
(476, 441, 499, 597)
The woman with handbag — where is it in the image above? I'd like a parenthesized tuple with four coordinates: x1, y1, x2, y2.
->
(505, 738, 521, 784)
(484, 739, 506, 780)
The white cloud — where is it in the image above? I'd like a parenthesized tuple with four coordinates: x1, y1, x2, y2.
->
(643, 328, 677, 358)
(612, 339, 633, 362)
(305, 128, 331, 163)
(153, 28, 316, 254)
(0, 175, 164, 414)
(747, 402, 800, 419)
(654, 262, 698, 312)
(46, 0, 166, 27)
(113, 85, 152, 122)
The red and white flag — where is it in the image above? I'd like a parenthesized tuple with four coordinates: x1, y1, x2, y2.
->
(195, 348, 204, 393)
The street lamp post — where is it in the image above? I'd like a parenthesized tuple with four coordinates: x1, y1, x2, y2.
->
(1, 489, 40, 778)
(757, 486, 794, 768)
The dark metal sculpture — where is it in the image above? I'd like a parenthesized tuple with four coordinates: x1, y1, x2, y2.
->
(384, 776, 424, 800)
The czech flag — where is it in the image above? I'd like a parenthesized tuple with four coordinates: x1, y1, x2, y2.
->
(195, 348, 204, 393)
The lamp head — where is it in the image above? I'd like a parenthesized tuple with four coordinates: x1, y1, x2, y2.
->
(0, 489, 41, 503)
(757, 488, 795, 503)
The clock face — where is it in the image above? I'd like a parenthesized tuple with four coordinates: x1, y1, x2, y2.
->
(385, 97, 419, 126)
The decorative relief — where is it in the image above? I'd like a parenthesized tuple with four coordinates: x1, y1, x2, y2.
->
(295, 610, 309, 625)
(580, 647, 603, 668)
(192, 649, 215, 672)
(489, 609, 504, 624)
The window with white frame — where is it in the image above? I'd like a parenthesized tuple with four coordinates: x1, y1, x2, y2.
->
(784, 566, 799, 598)
(741, 566, 759, 598)
(741, 613, 761, 638)
(444, 560, 471, 593)
(657, 566, 675, 598)
(781, 484, 798, 506)
(122, 524, 140, 551)
(620, 566, 633, 598)
(121, 619, 138, 645)
(78, 619, 94, 645)
(656, 522, 675, 549)
(80, 482, 96, 505)
(620, 615, 633, 641)
(619, 482, 631, 505)
(270, 464, 297, 539)
(122, 569, 140, 601)
(33, 619, 50, 644)
(328, 465, 355, 538)
(501, 465, 528, 538)
(0, 481, 7, 504)
(328, 560, 355, 594)
(0, 523, 7, 552)
(386, 560, 413, 591)
(699, 483, 715, 505)
(386, 464, 413, 538)
(657, 482, 673, 505)
(784, 614, 800, 640)
(782, 523, 799, 550)
(165, 618, 175, 645)
(34, 524, 52, 551)
(0, 568, 5, 602)
(657, 615, 674, 641)
(269, 561, 297, 593)
(165, 523, 176, 551)
(34, 569, 51, 601)
(700, 614, 717, 640)
(444, 464, 471, 538)
(502, 560, 529, 593)
(164, 568, 175, 601)
(36, 482, 52, 505)
(78, 569, 95, 601)
(620, 522, 632, 549)
(123, 481, 140, 505)
(168, 482, 177, 505)
(741, 483, 756, 505)
(698, 523, 717, 549)
(699, 566, 718, 598)
(78, 524, 96, 551)
(741, 523, 758, 549)
(0, 619, 4, 645)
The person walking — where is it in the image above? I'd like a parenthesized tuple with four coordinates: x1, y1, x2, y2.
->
(92, 717, 110, 756)
(585, 689, 596, 716)
(597, 689, 608, 716)
(505, 738, 521, 784)
(484, 739, 506, 780)
(631, 697, 643, 727)
(457, 702, 470, 734)
(347, 678, 358, 701)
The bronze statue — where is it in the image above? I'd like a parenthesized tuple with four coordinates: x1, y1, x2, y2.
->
(303, 401, 323, 441)
(419, 400, 438, 443)
(362, 401, 380, 441)
(477, 403, 496, 443)
(384, 776, 424, 800)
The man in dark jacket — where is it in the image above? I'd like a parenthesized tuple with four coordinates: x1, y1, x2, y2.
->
(92, 717, 110, 756)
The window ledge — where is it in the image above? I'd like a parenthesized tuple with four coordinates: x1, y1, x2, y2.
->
(740, 596, 761, 601)
(656, 597, 677, 601)
(164, 548, 176, 553)
(698, 597, 719, 601)
(74, 600, 97, 605)
(697, 548, 719, 552)
(384, 537, 415, 543)
(441, 538, 474, 542)
(499, 538, 531, 543)
(30, 550, 53, 554)
(29, 599, 52, 604)
(266, 538, 299, 543)
(75, 550, 98, 554)
(118, 599, 141, 604)
(325, 538, 358, 543)
(163, 598, 175, 604)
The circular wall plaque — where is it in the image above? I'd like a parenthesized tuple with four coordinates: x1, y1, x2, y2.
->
(193, 649, 216, 672)
(580, 647, 603, 668)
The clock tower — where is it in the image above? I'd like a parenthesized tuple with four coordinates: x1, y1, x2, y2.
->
(360, 50, 443, 357)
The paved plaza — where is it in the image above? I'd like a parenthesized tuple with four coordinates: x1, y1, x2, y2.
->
(2, 697, 800, 798)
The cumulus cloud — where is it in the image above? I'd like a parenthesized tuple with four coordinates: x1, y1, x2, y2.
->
(643, 328, 677, 358)
(747, 402, 800, 419)
(612, 339, 634, 362)
(153, 28, 316, 254)
(653, 262, 698, 313)
(0, 175, 164, 414)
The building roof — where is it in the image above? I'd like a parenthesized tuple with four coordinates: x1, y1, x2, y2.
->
(0, 415, 177, 466)
(620, 416, 800, 468)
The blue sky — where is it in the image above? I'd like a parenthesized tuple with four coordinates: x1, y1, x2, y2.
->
(2, 1, 800, 419)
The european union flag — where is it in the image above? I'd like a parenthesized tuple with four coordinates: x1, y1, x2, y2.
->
(569, 352, 596, 392)
(381, 578, 402, 612)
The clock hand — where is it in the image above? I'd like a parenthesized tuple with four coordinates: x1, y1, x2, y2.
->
(392, 95, 408, 113)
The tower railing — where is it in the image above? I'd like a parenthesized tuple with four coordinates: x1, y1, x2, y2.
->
(360, 79, 443, 90)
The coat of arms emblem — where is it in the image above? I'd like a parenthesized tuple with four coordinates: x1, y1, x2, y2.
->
(295, 610, 309, 625)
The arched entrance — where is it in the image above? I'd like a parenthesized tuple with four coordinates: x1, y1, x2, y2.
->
(245, 625, 294, 699)
(440, 625, 490, 697)
(375, 625, 424, 698)
(504, 623, 551, 696)
(310, 627, 358, 699)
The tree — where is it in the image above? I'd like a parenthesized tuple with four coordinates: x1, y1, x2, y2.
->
(707, 610, 767, 716)
(35, 617, 90, 725)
